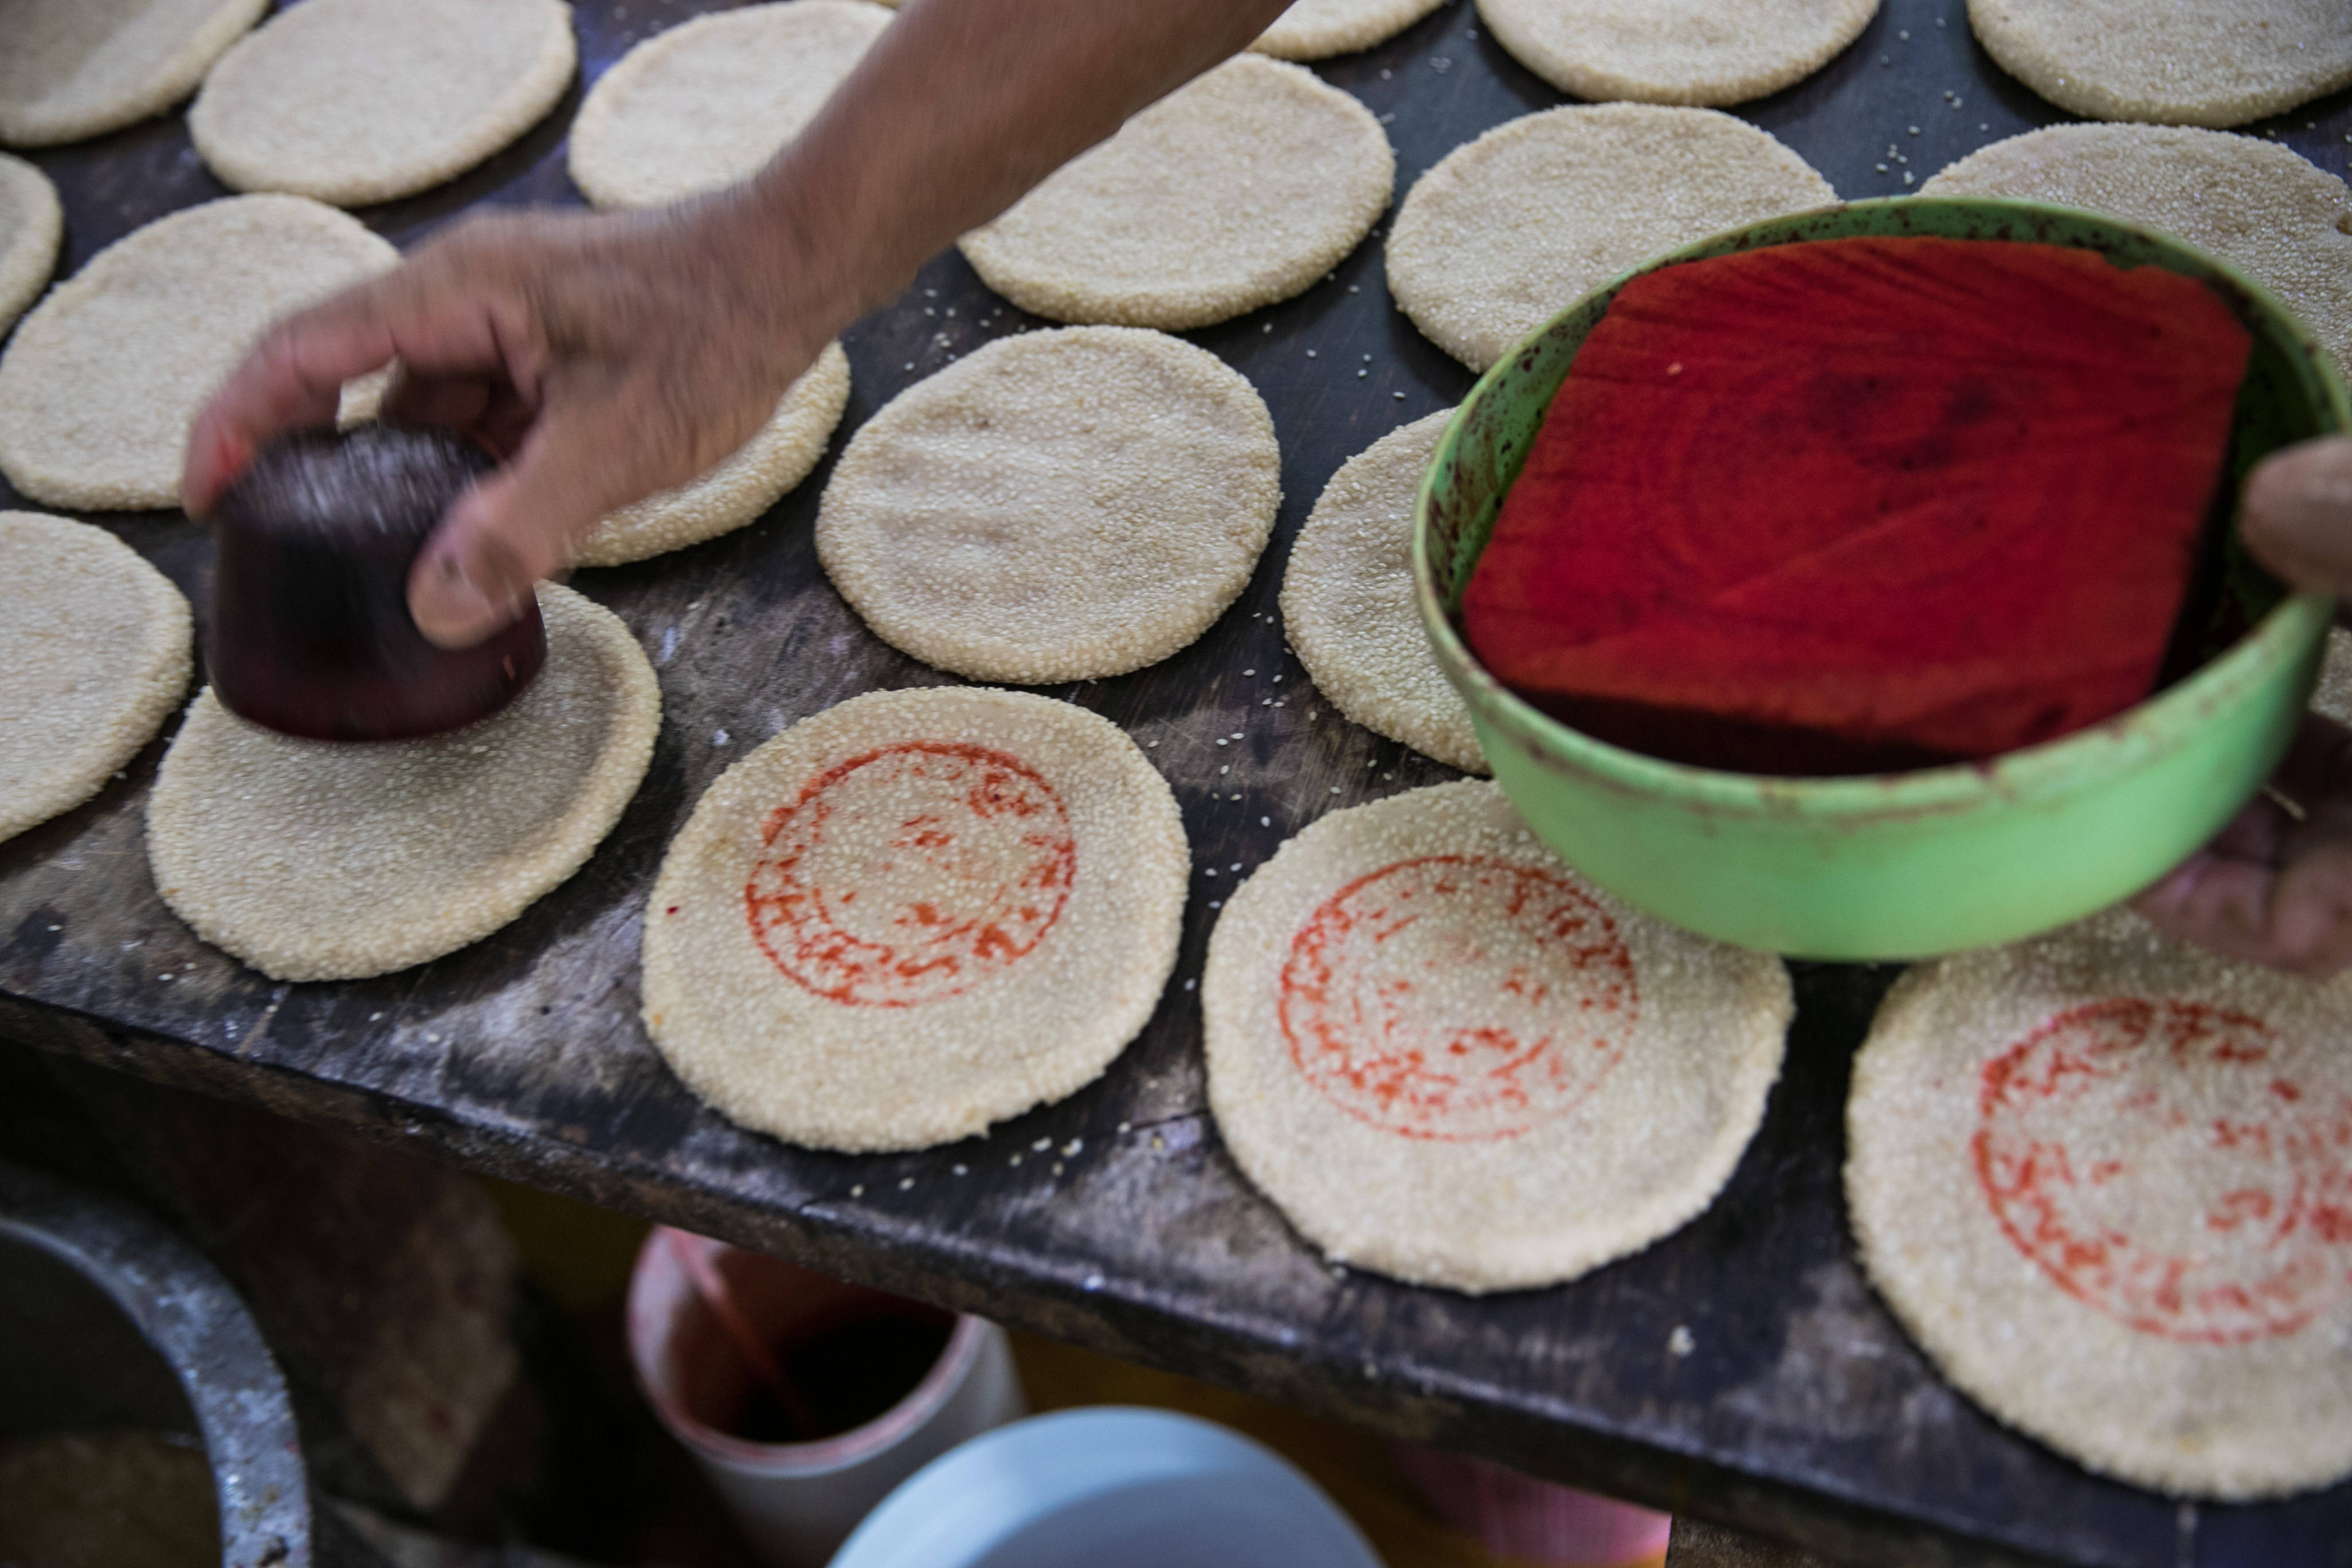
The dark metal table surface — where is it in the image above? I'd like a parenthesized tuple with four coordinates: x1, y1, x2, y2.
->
(4, 3, 2349, 1565)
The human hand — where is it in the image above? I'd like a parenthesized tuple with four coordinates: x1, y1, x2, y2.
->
(184, 195, 832, 647)
(2134, 436, 2352, 976)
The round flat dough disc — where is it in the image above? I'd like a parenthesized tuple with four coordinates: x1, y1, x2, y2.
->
(1967, 0, 2352, 129)
(959, 56, 1393, 331)
(1253, 0, 1450, 60)
(147, 585, 660, 982)
(1476, 0, 1877, 105)
(1206, 780, 1790, 1292)
(567, 1, 891, 209)
(0, 0, 266, 147)
(642, 687, 1189, 1153)
(575, 342, 852, 568)
(0, 195, 397, 510)
(1849, 911, 2352, 1498)
(0, 512, 191, 844)
(187, 0, 576, 207)
(1281, 411, 1485, 774)
(817, 326, 1281, 683)
(1387, 105, 1836, 373)
(2312, 628, 2352, 724)
(0, 152, 62, 336)
(1922, 126, 2352, 382)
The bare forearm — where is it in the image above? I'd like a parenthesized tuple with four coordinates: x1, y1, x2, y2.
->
(720, 0, 1292, 335)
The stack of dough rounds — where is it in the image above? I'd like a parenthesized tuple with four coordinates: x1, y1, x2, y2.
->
(642, 687, 1189, 1153)
(1922, 126, 2352, 381)
(1387, 105, 1836, 373)
(568, 1, 892, 209)
(1477, 0, 1878, 105)
(1849, 911, 2352, 1498)
(1967, 0, 2352, 129)
(0, 513, 191, 844)
(959, 56, 1393, 331)
(1253, 0, 1450, 60)
(1281, 411, 1485, 774)
(187, 0, 577, 207)
(575, 343, 853, 568)
(147, 586, 660, 982)
(0, 0, 266, 147)
(0, 153, 62, 335)
(0, 195, 397, 510)
(1206, 781, 1791, 1292)
(817, 327, 1280, 683)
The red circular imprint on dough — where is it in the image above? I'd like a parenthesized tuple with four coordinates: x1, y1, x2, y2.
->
(1278, 855, 1637, 1142)
(744, 741, 1075, 1009)
(1974, 998, 2352, 1345)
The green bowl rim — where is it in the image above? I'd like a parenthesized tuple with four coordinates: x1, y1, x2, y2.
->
(1412, 195, 2347, 822)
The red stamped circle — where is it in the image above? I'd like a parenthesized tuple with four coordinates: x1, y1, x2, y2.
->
(1974, 998, 2352, 1345)
(1277, 855, 1637, 1142)
(743, 742, 1076, 1008)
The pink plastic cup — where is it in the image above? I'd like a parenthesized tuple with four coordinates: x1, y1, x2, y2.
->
(627, 1228, 1025, 1567)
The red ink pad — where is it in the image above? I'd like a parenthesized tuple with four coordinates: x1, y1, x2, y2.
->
(1462, 236, 2255, 775)
(205, 426, 546, 743)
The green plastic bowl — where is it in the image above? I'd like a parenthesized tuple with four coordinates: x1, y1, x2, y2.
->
(1413, 198, 2347, 960)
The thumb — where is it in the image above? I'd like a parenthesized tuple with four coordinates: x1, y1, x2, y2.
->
(2240, 436, 2352, 597)
(406, 402, 646, 648)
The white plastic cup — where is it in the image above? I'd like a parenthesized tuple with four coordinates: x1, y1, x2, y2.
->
(627, 1228, 1026, 1568)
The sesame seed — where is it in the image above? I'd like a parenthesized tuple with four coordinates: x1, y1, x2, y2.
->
(1393, 391, 1405, 399)
(1183, 978, 1197, 991)
(1261, 816, 1272, 826)
(1903, 171, 1914, 185)
(1306, 349, 1317, 357)
(852, 1183, 865, 1196)
(1243, 668, 1256, 675)
(954, 1164, 969, 1176)
(899, 1177, 915, 1190)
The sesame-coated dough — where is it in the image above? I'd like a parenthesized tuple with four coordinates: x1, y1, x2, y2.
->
(188, 0, 576, 207)
(1922, 126, 2352, 381)
(817, 327, 1281, 683)
(0, 195, 397, 511)
(2312, 629, 2352, 725)
(1253, 0, 1450, 61)
(568, 1, 891, 209)
(1477, 0, 1877, 105)
(0, 0, 266, 147)
(0, 513, 191, 845)
(1387, 106, 1836, 373)
(642, 687, 1189, 1153)
(1849, 911, 2352, 1498)
(147, 586, 660, 983)
(0, 154, 62, 337)
(1967, 0, 2352, 129)
(1281, 412, 1485, 774)
(575, 343, 851, 568)
(959, 56, 1392, 331)
(1206, 781, 1790, 1293)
